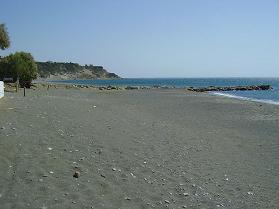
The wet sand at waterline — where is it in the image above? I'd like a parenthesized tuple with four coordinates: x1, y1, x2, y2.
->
(0, 86, 278, 209)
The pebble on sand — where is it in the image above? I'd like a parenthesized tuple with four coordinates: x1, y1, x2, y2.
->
(165, 200, 170, 204)
(73, 171, 81, 178)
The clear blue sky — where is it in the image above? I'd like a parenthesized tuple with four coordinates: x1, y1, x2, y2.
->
(1, 0, 278, 77)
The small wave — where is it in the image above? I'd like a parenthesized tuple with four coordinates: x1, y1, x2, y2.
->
(212, 92, 279, 105)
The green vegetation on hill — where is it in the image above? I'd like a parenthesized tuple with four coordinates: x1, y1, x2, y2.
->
(37, 62, 81, 77)
(37, 61, 120, 79)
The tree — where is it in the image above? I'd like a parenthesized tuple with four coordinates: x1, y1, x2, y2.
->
(0, 52, 38, 87)
(0, 23, 10, 50)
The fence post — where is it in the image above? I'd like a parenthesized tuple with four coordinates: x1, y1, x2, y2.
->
(16, 78, 19, 92)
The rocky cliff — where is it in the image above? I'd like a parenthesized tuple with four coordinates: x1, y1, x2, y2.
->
(37, 61, 120, 80)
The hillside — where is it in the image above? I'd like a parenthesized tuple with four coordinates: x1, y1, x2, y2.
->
(37, 61, 120, 80)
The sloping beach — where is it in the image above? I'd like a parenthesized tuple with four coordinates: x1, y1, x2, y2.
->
(0, 86, 278, 209)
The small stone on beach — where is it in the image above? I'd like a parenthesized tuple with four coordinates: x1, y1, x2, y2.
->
(73, 171, 80, 178)
(164, 200, 170, 204)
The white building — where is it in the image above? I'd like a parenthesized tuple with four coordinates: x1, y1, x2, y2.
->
(0, 81, 4, 99)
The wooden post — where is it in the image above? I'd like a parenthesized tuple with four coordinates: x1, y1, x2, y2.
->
(24, 87, 26, 97)
(16, 77, 19, 92)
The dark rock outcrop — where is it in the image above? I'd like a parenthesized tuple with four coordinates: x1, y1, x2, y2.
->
(188, 85, 272, 92)
(125, 86, 139, 90)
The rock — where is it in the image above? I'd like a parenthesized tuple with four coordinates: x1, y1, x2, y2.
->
(108, 85, 117, 90)
(125, 86, 139, 90)
(188, 85, 272, 92)
(99, 86, 119, 90)
(73, 171, 80, 178)
(164, 200, 170, 204)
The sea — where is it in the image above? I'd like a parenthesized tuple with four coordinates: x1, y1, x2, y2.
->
(57, 78, 279, 105)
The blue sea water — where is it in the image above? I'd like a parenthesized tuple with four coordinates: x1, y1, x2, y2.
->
(58, 78, 279, 105)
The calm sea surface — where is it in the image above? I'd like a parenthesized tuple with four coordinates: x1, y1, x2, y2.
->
(57, 78, 279, 104)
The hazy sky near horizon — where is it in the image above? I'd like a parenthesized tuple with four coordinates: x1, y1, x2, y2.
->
(1, 0, 279, 77)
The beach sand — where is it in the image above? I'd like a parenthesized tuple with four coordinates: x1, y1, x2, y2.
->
(0, 86, 278, 209)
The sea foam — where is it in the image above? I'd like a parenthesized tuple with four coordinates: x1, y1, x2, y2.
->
(212, 92, 279, 105)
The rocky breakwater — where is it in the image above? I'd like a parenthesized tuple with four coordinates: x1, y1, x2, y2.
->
(188, 85, 272, 92)
(99, 85, 176, 90)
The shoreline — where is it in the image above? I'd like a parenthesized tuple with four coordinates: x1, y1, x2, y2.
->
(33, 77, 279, 106)
(33, 81, 279, 106)
(211, 92, 279, 106)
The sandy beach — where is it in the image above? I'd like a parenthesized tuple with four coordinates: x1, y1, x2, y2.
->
(0, 86, 278, 209)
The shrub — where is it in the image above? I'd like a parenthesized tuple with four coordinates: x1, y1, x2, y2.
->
(0, 52, 38, 87)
